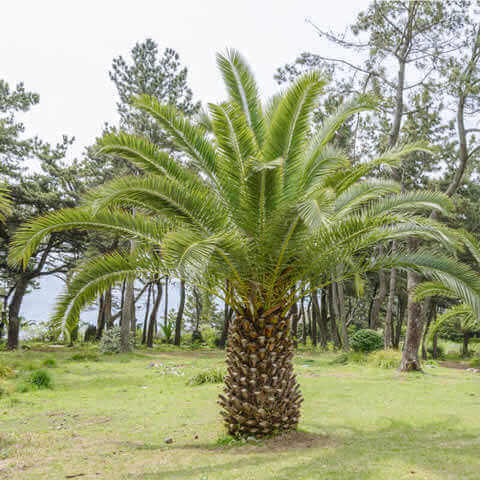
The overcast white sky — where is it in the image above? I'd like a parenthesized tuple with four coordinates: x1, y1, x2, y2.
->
(1, 0, 370, 326)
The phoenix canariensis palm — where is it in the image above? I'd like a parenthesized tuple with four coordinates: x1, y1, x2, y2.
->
(9, 50, 480, 437)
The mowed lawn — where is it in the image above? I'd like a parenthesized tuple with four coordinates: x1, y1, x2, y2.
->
(0, 347, 479, 480)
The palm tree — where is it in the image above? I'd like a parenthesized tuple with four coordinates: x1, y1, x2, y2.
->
(9, 50, 479, 437)
(0, 184, 11, 223)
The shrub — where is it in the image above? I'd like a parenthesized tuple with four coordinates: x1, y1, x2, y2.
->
(160, 320, 175, 344)
(0, 365, 14, 378)
(470, 356, 480, 368)
(350, 329, 383, 353)
(329, 353, 349, 365)
(27, 370, 52, 389)
(201, 327, 221, 348)
(188, 367, 224, 386)
(69, 352, 99, 362)
(348, 352, 368, 364)
(42, 358, 57, 368)
(369, 349, 401, 369)
(99, 327, 134, 354)
(84, 324, 97, 343)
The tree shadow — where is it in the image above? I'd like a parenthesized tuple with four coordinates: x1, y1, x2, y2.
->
(125, 417, 480, 479)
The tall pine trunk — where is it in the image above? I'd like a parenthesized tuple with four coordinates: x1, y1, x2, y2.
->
(219, 304, 302, 437)
(400, 238, 423, 371)
(147, 281, 162, 348)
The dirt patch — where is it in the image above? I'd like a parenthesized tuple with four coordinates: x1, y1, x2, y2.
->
(439, 361, 471, 370)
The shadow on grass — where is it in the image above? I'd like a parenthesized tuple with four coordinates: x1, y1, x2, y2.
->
(125, 417, 480, 480)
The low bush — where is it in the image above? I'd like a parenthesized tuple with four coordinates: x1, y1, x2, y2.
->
(329, 352, 349, 365)
(26, 369, 52, 389)
(0, 365, 15, 378)
(69, 352, 99, 362)
(99, 327, 135, 354)
(42, 358, 57, 368)
(188, 367, 224, 386)
(348, 352, 368, 364)
(369, 349, 401, 369)
(350, 329, 383, 353)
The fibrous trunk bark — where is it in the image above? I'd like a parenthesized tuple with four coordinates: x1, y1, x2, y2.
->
(219, 305, 302, 438)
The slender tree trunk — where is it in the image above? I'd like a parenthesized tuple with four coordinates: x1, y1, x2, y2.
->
(432, 331, 439, 359)
(328, 284, 341, 349)
(394, 295, 406, 350)
(300, 297, 307, 344)
(104, 288, 112, 329)
(142, 283, 152, 345)
(310, 297, 317, 347)
(384, 244, 397, 348)
(95, 294, 106, 341)
(7, 277, 29, 350)
(219, 304, 302, 437)
(164, 276, 169, 327)
(462, 331, 470, 358)
(312, 290, 328, 349)
(290, 300, 300, 347)
(174, 279, 185, 346)
(370, 246, 387, 330)
(333, 279, 349, 351)
(219, 301, 233, 349)
(120, 279, 134, 353)
(421, 303, 434, 360)
(400, 239, 423, 371)
(147, 281, 162, 348)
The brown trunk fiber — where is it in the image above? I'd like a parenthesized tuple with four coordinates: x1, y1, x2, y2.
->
(219, 306, 302, 437)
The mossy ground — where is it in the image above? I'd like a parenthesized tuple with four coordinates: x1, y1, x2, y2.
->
(0, 345, 479, 479)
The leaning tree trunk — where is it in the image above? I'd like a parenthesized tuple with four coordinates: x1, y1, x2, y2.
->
(7, 277, 29, 350)
(218, 305, 302, 438)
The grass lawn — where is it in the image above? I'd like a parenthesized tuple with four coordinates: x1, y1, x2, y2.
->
(0, 346, 479, 479)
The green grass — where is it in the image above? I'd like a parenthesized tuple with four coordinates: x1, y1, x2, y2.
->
(0, 346, 479, 479)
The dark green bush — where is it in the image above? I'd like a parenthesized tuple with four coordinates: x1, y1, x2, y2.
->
(27, 370, 52, 389)
(84, 324, 97, 343)
(350, 329, 383, 353)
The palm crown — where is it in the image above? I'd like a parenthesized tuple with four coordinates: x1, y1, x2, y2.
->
(9, 49, 480, 437)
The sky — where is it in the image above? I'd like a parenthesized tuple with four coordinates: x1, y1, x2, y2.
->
(1, 0, 370, 328)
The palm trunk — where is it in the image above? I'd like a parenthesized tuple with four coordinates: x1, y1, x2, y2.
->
(219, 304, 302, 437)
